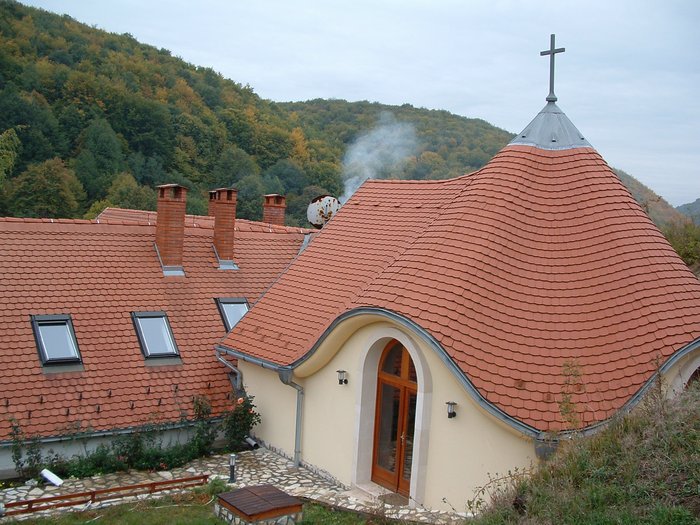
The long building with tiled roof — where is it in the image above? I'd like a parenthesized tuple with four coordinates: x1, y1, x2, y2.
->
(0, 187, 311, 475)
(218, 47, 700, 509)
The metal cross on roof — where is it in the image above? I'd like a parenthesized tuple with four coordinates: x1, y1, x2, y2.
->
(540, 34, 565, 102)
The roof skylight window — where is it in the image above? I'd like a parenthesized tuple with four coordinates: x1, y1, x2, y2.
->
(216, 298, 249, 331)
(132, 312, 179, 358)
(31, 314, 82, 365)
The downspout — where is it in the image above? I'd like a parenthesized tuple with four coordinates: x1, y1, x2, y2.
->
(215, 345, 304, 466)
(215, 348, 243, 392)
(278, 369, 303, 467)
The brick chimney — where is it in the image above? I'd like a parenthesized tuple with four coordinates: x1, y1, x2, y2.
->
(207, 190, 217, 216)
(155, 184, 187, 276)
(211, 188, 238, 269)
(263, 194, 286, 226)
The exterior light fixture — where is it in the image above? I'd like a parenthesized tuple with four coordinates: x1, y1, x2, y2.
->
(337, 370, 348, 385)
(446, 401, 457, 419)
(229, 453, 237, 482)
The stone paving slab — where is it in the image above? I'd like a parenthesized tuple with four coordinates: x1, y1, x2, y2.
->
(0, 448, 467, 524)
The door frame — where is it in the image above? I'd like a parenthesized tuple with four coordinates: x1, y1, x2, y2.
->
(351, 324, 433, 507)
(371, 342, 418, 495)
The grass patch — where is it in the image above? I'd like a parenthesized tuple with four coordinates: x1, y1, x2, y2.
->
(299, 502, 403, 524)
(4, 485, 388, 525)
(473, 381, 700, 524)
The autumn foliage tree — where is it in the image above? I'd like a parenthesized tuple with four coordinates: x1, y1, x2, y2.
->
(9, 158, 85, 218)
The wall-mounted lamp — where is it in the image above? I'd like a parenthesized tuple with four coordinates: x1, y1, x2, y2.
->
(446, 401, 457, 419)
(229, 453, 237, 483)
(337, 370, 348, 385)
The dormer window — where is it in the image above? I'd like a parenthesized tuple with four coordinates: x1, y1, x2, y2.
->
(131, 312, 179, 358)
(31, 314, 82, 365)
(216, 298, 249, 331)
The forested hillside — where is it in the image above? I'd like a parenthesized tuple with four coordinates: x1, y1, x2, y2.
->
(0, 0, 346, 224)
(0, 1, 516, 226)
(677, 199, 700, 225)
(280, 99, 513, 181)
(0, 0, 691, 231)
(613, 168, 687, 227)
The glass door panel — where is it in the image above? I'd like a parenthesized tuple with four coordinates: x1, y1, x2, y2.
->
(376, 383, 401, 473)
(400, 391, 417, 482)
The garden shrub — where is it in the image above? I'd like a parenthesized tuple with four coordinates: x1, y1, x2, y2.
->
(221, 395, 261, 451)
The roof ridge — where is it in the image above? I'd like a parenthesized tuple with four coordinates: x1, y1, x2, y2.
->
(99, 208, 313, 234)
(0, 217, 97, 225)
(363, 172, 479, 186)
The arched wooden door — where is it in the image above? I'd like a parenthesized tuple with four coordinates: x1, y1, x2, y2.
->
(372, 340, 417, 496)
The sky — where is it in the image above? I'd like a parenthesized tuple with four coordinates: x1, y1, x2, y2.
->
(21, 0, 700, 206)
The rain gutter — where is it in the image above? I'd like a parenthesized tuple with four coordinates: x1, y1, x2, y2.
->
(287, 307, 541, 438)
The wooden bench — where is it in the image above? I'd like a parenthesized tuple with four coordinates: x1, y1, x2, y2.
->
(215, 485, 303, 525)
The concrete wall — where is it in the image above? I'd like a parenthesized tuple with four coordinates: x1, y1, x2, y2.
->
(237, 314, 536, 512)
(0, 425, 198, 479)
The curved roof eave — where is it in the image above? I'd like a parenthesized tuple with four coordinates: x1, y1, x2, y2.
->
(218, 306, 540, 438)
(217, 307, 700, 441)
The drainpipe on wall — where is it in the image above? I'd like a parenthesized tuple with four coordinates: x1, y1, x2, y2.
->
(278, 369, 303, 468)
(215, 348, 243, 392)
(214, 346, 304, 467)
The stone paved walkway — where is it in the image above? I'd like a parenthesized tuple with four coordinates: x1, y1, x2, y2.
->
(0, 448, 468, 523)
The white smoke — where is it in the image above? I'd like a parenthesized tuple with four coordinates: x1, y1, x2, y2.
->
(340, 112, 418, 203)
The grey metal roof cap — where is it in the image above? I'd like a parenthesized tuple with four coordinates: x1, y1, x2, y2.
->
(509, 101, 592, 150)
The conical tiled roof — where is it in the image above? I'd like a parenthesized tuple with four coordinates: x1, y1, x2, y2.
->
(222, 107, 700, 434)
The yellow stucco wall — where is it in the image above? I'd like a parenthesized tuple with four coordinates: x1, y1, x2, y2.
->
(239, 361, 297, 458)
(237, 315, 536, 511)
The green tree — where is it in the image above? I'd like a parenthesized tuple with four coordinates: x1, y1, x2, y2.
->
(127, 152, 166, 187)
(251, 126, 292, 170)
(235, 173, 265, 221)
(209, 145, 259, 188)
(105, 172, 156, 210)
(263, 158, 307, 194)
(9, 158, 85, 218)
(0, 128, 21, 215)
(74, 118, 125, 199)
(663, 220, 700, 267)
(305, 160, 342, 196)
(0, 128, 21, 182)
(83, 173, 156, 219)
(0, 83, 67, 170)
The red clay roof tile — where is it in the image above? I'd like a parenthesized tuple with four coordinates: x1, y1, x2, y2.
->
(222, 146, 700, 432)
(0, 210, 309, 440)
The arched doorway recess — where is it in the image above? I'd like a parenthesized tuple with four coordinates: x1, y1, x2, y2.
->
(371, 339, 417, 496)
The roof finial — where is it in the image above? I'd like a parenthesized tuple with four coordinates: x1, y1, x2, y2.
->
(540, 34, 565, 103)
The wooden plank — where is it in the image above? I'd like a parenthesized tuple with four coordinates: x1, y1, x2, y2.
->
(3, 474, 209, 516)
